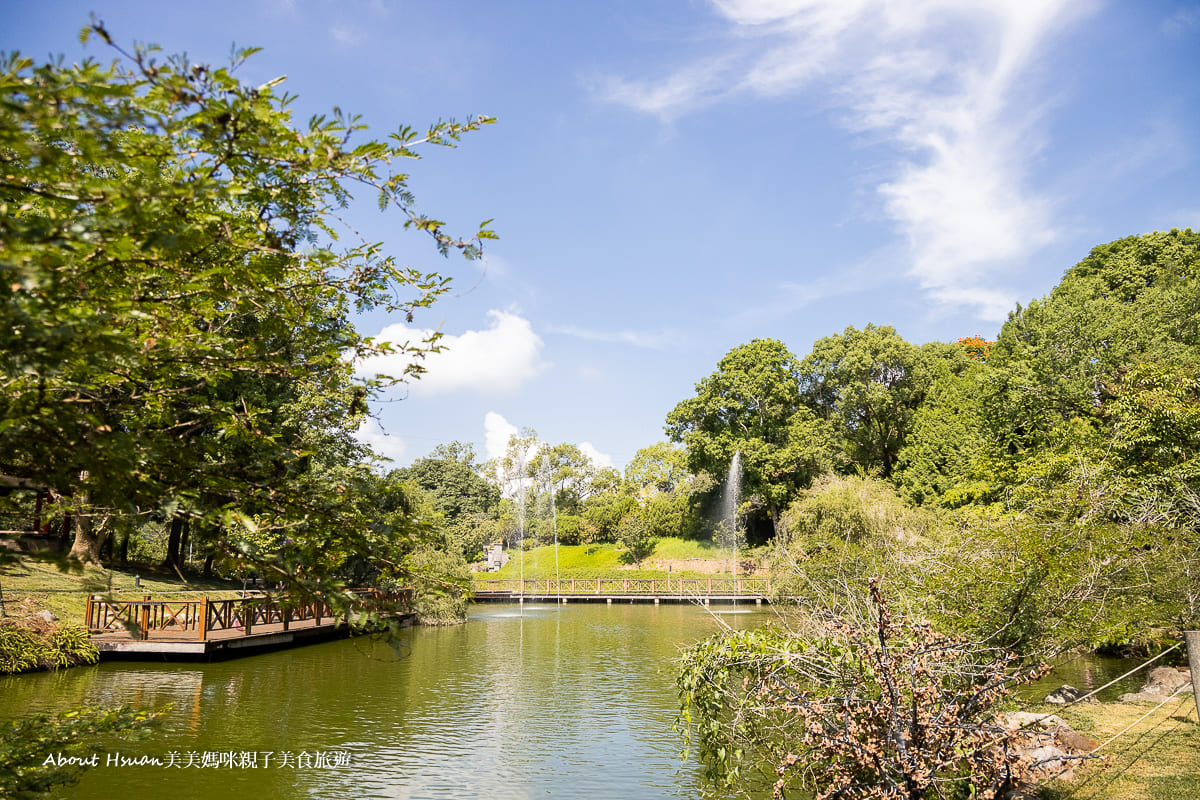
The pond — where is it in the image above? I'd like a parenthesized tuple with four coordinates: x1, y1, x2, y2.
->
(0, 602, 768, 799)
(1022, 649, 1163, 702)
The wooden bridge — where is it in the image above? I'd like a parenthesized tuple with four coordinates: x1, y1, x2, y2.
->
(470, 577, 773, 604)
(85, 588, 412, 659)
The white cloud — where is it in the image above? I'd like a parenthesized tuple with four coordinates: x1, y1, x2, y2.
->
(601, 0, 1096, 320)
(357, 310, 547, 396)
(579, 442, 615, 471)
(484, 411, 519, 463)
(354, 417, 407, 464)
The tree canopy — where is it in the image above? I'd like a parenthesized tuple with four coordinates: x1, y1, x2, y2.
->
(798, 324, 929, 477)
(0, 24, 494, 603)
(665, 338, 840, 537)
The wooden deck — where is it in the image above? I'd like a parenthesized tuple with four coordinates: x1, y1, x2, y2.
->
(470, 576, 773, 604)
(86, 589, 412, 660)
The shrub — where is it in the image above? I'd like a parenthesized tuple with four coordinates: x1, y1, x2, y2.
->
(407, 544, 470, 626)
(678, 581, 1046, 799)
(0, 620, 99, 675)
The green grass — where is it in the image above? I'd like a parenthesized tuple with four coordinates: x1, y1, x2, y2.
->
(651, 537, 727, 560)
(0, 557, 246, 625)
(477, 537, 741, 580)
(1037, 697, 1200, 800)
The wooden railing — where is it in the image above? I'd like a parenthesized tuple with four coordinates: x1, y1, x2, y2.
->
(471, 577, 771, 597)
(85, 588, 411, 641)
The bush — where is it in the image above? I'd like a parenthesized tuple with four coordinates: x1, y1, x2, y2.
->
(678, 581, 1045, 799)
(782, 474, 935, 548)
(556, 514, 585, 546)
(616, 514, 657, 567)
(0, 620, 99, 675)
(407, 544, 470, 626)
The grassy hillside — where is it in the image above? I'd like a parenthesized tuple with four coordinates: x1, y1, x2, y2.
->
(476, 538, 747, 580)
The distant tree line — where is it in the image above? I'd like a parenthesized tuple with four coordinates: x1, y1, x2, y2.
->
(670, 228, 1200, 797)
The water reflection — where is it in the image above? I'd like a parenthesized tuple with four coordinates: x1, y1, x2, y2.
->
(0, 603, 766, 799)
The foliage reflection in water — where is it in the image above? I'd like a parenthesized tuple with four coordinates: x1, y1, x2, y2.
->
(0, 602, 767, 799)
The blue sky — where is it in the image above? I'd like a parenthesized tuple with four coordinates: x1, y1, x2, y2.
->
(6, 1, 1199, 471)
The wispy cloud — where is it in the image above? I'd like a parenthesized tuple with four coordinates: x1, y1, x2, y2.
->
(357, 310, 547, 396)
(732, 247, 905, 325)
(329, 24, 362, 47)
(601, 0, 1096, 321)
(599, 59, 736, 119)
(1162, 5, 1200, 37)
(546, 323, 683, 350)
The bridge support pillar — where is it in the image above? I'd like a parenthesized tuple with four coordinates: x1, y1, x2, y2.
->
(756, 598, 762, 605)
(606, 598, 612, 605)
(654, 598, 659, 605)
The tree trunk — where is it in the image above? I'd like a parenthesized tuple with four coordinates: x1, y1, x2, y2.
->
(65, 478, 109, 566)
(203, 554, 214, 578)
(179, 519, 190, 567)
(1185, 631, 1200, 725)
(162, 515, 184, 570)
(68, 510, 108, 566)
(33, 490, 44, 533)
(119, 531, 130, 564)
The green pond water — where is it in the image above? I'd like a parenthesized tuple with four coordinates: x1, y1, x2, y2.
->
(0, 603, 769, 799)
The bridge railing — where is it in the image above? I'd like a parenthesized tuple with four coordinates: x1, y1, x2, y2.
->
(85, 588, 412, 641)
(470, 577, 771, 596)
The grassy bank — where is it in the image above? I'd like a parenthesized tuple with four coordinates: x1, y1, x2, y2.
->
(476, 538, 745, 580)
(1039, 696, 1200, 799)
(0, 557, 247, 675)
(1, 557, 247, 624)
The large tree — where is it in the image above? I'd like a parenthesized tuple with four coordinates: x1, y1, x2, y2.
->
(985, 229, 1199, 450)
(893, 341, 989, 506)
(798, 324, 930, 478)
(625, 441, 692, 495)
(0, 25, 494, 599)
(395, 443, 500, 561)
(666, 339, 837, 537)
(982, 229, 1200, 525)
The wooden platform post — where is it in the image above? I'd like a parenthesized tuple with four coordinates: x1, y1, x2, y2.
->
(1185, 631, 1200, 722)
(140, 596, 150, 641)
(198, 598, 208, 641)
